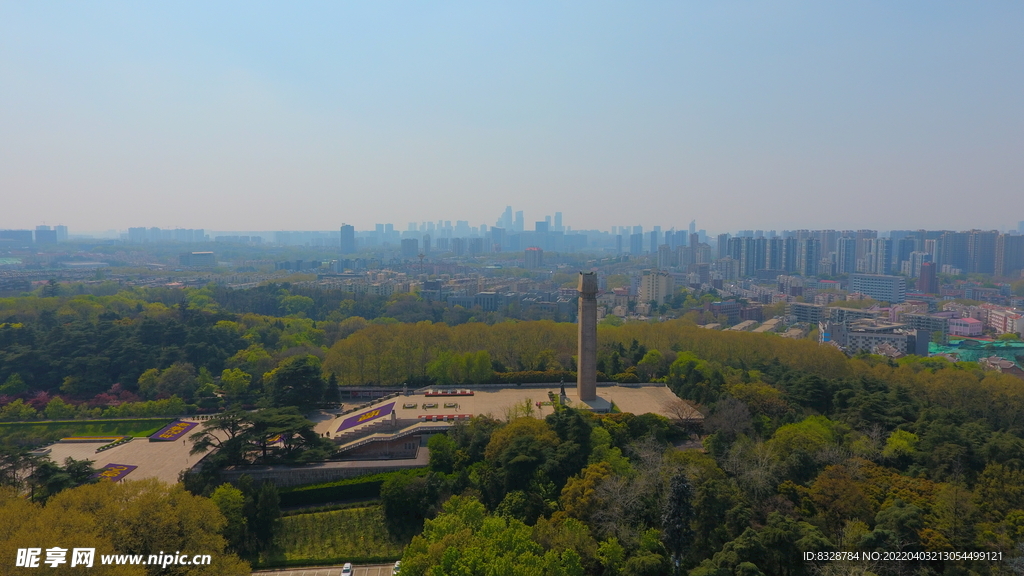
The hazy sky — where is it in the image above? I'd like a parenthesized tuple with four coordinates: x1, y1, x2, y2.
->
(2, 2, 1023, 234)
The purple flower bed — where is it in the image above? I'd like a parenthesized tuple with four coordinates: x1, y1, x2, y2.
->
(337, 402, 396, 432)
(148, 420, 197, 442)
(93, 463, 137, 482)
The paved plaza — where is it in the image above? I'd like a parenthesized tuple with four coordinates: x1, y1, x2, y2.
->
(42, 384, 695, 484)
(44, 419, 210, 484)
(314, 384, 698, 438)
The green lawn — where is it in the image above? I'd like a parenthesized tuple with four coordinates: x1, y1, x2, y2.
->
(0, 418, 172, 446)
(263, 506, 405, 566)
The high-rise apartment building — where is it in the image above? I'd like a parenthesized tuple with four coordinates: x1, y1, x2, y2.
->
(717, 233, 730, 260)
(400, 238, 419, 258)
(765, 237, 785, 271)
(995, 234, 1024, 278)
(524, 246, 543, 268)
(798, 238, 820, 277)
(917, 262, 938, 294)
(738, 237, 758, 277)
(629, 233, 644, 256)
(836, 237, 857, 275)
(340, 224, 355, 254)
(967, 230, 998, 274)
(490, 228, 505, 252)
(906, 251, 931, 277)
(855, 230, 877, 261)
(657, 244, 675, 269)
(35, 226, 57, 245)
(870, 238, 892, 275)
(937, 231, 969, 271)
(640, 270, 674, 305)
(895, 236, 916, 272)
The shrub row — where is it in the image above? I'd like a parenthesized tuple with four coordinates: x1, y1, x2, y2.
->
(488, 370, 610, 384)
(255, 555, 402, 569)
(96, 436, 133, 452)
(278, 468, 427, 508)
(280, 498, 381, 517)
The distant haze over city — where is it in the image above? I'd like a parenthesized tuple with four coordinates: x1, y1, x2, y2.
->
(3, 3, 1023, 232)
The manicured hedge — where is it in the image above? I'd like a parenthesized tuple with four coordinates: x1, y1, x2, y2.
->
(490, 370, 609, 384)
(278, 468, 427, 508)
(255, 555, 402, 569)
(0, 418, 173, 446)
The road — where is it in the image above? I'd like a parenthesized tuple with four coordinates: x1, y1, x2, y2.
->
(254, 564, 395, 576)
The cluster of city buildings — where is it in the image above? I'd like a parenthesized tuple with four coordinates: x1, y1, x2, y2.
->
(0, 225, 68, 246)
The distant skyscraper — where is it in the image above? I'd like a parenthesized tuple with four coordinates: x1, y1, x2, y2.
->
(895, 237, 916, 272)
(689, 220, 696, 236)
(629, 233, 644, 256)
(918, 262, 938, 294)
(514, 211, 524, 232)
(554, 212, 563, 232)
(497, 206, 513, 229)
(870, 238, 892, 275)
(937, 231, 969, 271)
(967, 230, 998, 274)
(657, 244, 674, 269)
(716, 233, 730, 260)
(855, 229, 877, 261)
(995, 234, 1024, 278)
(34, 227, 57, 244)
(490, 228, 505, 252)
(55, 225, 68, 242)
(738, 237, 758, 277)
(907, 251, 931, 277)
(1019, 221, 1024, 235)
(798, 238, 820, 277)
(524, 246, 543, 268)
(340, 225, 355, 254)
(765, 237, 784, 271)
(836, 237, 857, 275)
(401, 238, 419, 258)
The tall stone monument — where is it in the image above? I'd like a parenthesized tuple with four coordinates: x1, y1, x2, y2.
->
(577, 272, 598, 401)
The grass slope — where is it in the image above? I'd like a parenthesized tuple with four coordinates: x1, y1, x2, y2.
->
(263, 505, 404, 566)
(0, 418, 173, 445)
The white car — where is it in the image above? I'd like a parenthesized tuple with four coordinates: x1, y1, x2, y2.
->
(393, 560, 402, 574)
(342, 563, 353, 575)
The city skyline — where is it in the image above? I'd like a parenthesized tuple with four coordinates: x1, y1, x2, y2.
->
(3, 3, 1023, 232)
(5, 211, 1024, 239)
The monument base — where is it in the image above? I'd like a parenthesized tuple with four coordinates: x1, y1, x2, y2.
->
(565, 394, 612, 414)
